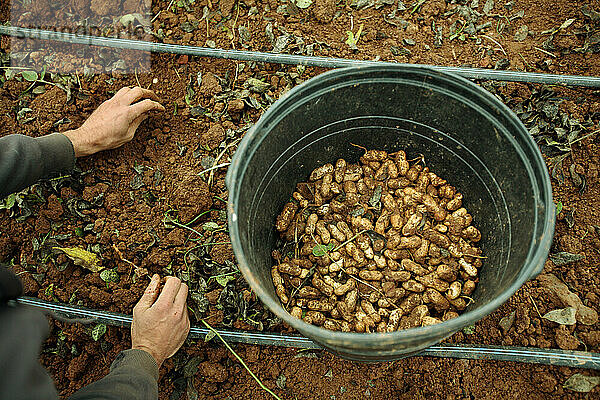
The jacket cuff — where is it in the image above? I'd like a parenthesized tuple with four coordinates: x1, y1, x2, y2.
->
(34, 133, 76, 174)
(113, 349, 159, 381)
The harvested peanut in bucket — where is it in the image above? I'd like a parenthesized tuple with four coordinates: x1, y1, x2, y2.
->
(271, 148, 483, 333)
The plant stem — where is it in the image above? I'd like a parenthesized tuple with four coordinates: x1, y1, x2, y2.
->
(201, 320, 283, 400)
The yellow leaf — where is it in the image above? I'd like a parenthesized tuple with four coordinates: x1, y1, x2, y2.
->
(53, 247, 103, 272)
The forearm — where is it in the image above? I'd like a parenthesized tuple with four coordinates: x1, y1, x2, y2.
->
(0, 133, 75, 199)
(68, 349, 159, 400)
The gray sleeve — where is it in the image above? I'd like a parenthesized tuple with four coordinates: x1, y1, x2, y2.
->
(0, 304, 59, 400)
(68, 349, 159, 400)
(0, 133, 75, 199)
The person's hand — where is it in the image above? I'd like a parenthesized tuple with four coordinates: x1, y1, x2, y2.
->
(131, 275, 190, 368)
(63, 87, 165, 157)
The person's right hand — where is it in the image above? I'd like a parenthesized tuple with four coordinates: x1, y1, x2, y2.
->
(131, 275, 190, 367)
(63, 86, 165, 157)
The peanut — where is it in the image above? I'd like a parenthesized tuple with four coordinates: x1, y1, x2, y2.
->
(402, 280, 425, 293)
(362, 149, 388, 162)
(459, 258, 478, 277)
(328, 223, 346, 242)
(425, 288, 450, 311)
(276, 202, 298, 232)
(421, 316, 441, 326)
(278, 263, 304, 277)
(304, 311, 326, 325)
(310, 163, 334, 181)
(334, 279, 356, 296)
(416, 273, 450, 292)
(383, 269, 411, 282)
(307, 300, 335, 312)
(386, 309, 402, 332)
(446, 193, 463, 211)
(272, 267, 288, 304)
(402, 211, 423, 236)
(334, 159, 347, 183)
(462, 280, 476, 296)
(298, 286, 321, 299)
(312, 274, 334, 296)
(442, 311, 459, 321)
(358, 270, 383, 281)
(446, 281, 461, 300)
(401, 258, 428, 276)
(290, 306, 302, 319)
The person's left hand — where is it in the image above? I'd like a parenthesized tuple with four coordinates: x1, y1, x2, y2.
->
(63, 87, 165, 157)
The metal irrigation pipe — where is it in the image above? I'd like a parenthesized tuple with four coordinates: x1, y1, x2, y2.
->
(1, 26, 600, 88)
(18, 296, 600, 370)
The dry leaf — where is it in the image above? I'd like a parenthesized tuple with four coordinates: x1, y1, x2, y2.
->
(53, 247, 103, 272)
(563, 374, 600, 392)
(542, 307, 576, 325)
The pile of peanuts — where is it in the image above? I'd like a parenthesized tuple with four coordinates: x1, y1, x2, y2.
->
(272, 149, 483, 333)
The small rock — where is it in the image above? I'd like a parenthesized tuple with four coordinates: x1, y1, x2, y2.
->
(555, 325, 579, 350)
(227, 99, 245, 114)
(483, 0, 494, 14)
(200, 156, 216, 169)
(514, 25, 529, 42)
(499, 310, 516, 334)
(90, 0, 119, 15)
(202, 124, 226, 150)
(403, 38, 416, 46)
(495, 58, 510, 70)
(245, 346, 260, 363)
(200, 73, 222, 96)
(276, 373, 287, 389)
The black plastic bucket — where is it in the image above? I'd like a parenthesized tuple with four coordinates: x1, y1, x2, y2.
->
(226, 65, 554, 361)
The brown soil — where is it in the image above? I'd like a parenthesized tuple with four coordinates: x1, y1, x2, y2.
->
(1, 0, 600, 398)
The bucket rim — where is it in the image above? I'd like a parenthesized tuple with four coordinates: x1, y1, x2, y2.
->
(226, 64, 555, 346)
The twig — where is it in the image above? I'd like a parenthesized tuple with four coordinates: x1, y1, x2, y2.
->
(332, 230, 368, 252)
(534, 47, 557, 58)
(461, 295, 475, 307)
(198, 162, 231, 176)
(569, 129, 599, 146)
(201, 320, 283, 400)
(112, 244, 142, 280)
(230, 0, 240, 48)
(529, 295, 542, 318)
(208, 138, 241, 187)
(163, 213, 203, 237)
(151, 0, 174, 23)
(134, 68, 141, 87)
(518, 53, 533, 70)
(481, 35, 507, 56)
(468, 254, 488, 259)
(350, 143, 367, 152)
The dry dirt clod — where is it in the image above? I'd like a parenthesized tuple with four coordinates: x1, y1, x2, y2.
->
(537, 274, 599, 325)
(272, 149, 483, 332)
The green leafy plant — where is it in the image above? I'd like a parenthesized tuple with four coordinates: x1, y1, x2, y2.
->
(462, 324, 476, 335)
(312, 242, 334, 257)
(100, 268, 120, 287)
(91, 324, 107, 341)
(555, 201, 563, 216)
(345, 24, 364, 50)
